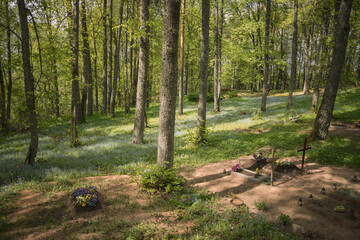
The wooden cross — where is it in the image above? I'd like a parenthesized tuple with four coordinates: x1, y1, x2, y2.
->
(271, 149, 274, 186)
(297, 137, 312, 175)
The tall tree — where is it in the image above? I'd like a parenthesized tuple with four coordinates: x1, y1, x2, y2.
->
(287, 0, 298, 109)
(0, 63, 6, 132)
(81, 1, 93, 117)
(178, 0, 186, 115)
(70, 0, 81, 145)
(101, 0, 108, 114)
(107, 0, 113, 115)
(109, 0, 124, 117)
(6, 0, 12, 125)
(261, 0, 271, 111)
(312, 0, 329, 111)
(197, 0, 210, 143)
(17, 0, 39, 165)
(310, 0, 353, 139)
(157, 0, 181, 168)
(133, 0, 150, 144)
(213, 0, 220, 112)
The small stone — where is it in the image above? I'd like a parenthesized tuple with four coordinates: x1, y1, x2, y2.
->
(321, 187, 326, 194)
(309, 194, 313, 201)
(332, 183, 337, 190)
(223, 169, 226, 173)
(298, 198, 303, 206)
(353, 175, 357, 182)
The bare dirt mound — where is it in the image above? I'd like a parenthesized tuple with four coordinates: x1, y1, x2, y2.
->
(184, 156, 360, 240)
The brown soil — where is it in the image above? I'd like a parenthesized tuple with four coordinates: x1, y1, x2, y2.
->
(186, 156, 360, 240)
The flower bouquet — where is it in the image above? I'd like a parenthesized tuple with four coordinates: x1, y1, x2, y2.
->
(232, 164, 240, 172)
(72, 186, 99, 208)
(253, 152, 266, 161)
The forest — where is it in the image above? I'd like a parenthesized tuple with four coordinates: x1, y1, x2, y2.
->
(0, 0, 360, 239)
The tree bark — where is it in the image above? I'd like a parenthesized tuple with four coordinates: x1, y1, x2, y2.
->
(107, 0, 113, 115)
(213, 0, 220, 112)
(310, 0, 353, 140)
(287, 0, 298, 109)
(6, 0, 12, 125)
(17, 0, 39, 165)
(196, 0, 210, 143)
(133, 0, 150, 144)
(261, 0, 271, 111)
(178, 0, 185, 115)
(0, 64, 6, 132)
(312, 1, 329, 111)
(81, 0, 92, 121)
(157, 0, 181, 168)
(109, 0, 124, 118)
(93, 28, 99, 112)
(101, 0, 108, 114)
(70, 0, 81, 145)
(81, 1, 93, 117)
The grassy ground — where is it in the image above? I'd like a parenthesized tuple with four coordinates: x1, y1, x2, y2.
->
(0, 88, 359, 239)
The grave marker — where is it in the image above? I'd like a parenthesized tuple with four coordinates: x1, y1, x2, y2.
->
(297, 137, 311, 175)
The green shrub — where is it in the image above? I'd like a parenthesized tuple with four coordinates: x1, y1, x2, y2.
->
(278, 213, 291, 225)
(334, 205, 345, 213)
(254, 201, 267, 211)
(186, 126, 211, 146)
(138, 165, 185, 195)
(187, 92, 214, 102)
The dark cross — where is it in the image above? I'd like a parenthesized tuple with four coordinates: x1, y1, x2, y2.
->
(297, 137, 312, 175)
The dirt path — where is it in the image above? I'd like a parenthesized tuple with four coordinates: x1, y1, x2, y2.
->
(184, 156, 360, 239)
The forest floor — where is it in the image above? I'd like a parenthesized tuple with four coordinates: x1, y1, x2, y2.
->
(2, 123, 360, 240)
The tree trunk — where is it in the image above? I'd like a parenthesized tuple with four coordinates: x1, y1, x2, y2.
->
(178, 0, 185, 115)
(133, 0, 150, 144)
(81, 1, 93, 117)
(93, 32, 99, 112)
(124, 30, 130, 114)
(101, 0, 108, 115)
(107, 0, 113, 115)
(213, 0, 220, 112)
(70, 0, 81, 145)
(302, 22, 314, 95)
(0, 64, 6, 132)
(287, 0, 298, 109)
(81, 0, 91, 121)
(261, 0, 271, 111)
(157, 0, 181, 168)
(6, 0, 12, 124)
(310, 0, 353, 140)
(196, 0, 210, 143)
(17, 0, 39, 165)
(312, 1, 329, 111)
(109, 0, 124, 118)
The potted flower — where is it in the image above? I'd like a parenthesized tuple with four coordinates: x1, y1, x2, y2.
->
(232, 164, 240, 172)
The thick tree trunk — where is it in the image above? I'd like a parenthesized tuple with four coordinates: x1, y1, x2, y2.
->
(101, 0, 108, 115)
(107, 0, 113, 115)
(81, 1, 91, 122)
(178, 0, 185, 115)
(133, 0, 150, 144)
(287, 0, 298, 109)
(196, 0, 210, 143)
(261, 0, 271, 111)
(17, 0, 39, 165)
(157, 0, 181, 168)
(312, 1, 329, 111)
(81, 1, 93, 117)
(109, 0, 124, 118)
(70, 0, 81, 145)
(310, 0, 353, 140)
